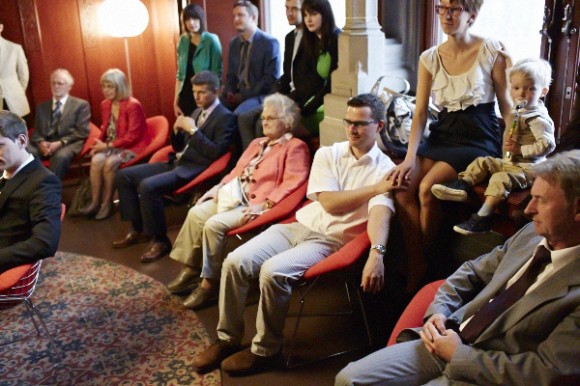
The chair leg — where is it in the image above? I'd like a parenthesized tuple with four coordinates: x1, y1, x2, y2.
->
(24, 298, 63, 366)
(285, 275, 373, 368)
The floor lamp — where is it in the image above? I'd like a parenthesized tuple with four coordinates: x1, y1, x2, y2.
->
(98, 0, 149, 88)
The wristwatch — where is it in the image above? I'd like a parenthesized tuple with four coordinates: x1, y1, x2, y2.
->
(370, 244, 387, 255)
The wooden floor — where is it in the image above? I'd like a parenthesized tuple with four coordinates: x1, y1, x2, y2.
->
(59, 183, 412, 386)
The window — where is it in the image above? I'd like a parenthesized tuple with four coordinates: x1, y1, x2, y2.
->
(437, 0, 546, 63)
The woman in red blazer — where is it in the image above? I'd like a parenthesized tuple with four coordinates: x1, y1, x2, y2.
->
(80, 68, 148, 220)
(167, 93, 311, 310)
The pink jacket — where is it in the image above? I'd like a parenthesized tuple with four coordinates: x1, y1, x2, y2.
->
(99, 97, 149, 154)
(221, 137, 310, 205)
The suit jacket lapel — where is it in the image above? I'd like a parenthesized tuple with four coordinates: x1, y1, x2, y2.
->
(0, 159, 40, 210)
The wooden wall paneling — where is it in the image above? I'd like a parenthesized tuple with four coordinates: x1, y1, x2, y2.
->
(32, 0, 89, 111)
(204, 1, 238, 88)
(145, 0, 181, 124)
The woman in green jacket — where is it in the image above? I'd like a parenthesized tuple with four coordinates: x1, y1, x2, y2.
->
(174, 4, 222, 117)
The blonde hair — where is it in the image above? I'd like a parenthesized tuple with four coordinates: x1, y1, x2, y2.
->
(509, 58, 552, 90)
(100, 68, 131, 100)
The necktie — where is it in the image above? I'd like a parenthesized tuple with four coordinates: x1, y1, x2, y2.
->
(198, 110, 207, 127)
(52, 100, 62, 125)
(0, 177, 6, 191)
(238, 41, 250, 90)
(459, 246, 552, 343)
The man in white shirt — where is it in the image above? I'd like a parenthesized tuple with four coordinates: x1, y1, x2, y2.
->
(193, 93, 407, 375)
(0, 18, 30, 117)
(336, 150, 580, 386)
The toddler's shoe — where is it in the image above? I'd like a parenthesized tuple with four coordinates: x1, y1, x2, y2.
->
(431, 180, 472, 202)
(453, 214, 492, 235)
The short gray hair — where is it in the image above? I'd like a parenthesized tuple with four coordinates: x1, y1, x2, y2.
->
(530, 150, 580, 204)
(100, 68, 131, 100)
(263, 93, 301, 132)
(51, 68, 74, 86)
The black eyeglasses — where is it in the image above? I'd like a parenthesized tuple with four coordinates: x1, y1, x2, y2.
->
(435, 4, 464, 17)
(342, 119, 377, 128)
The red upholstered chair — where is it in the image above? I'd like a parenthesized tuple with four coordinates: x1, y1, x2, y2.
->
(386, 279, 445, 346)
(174, 151, 232, 195)
(226, 179, 309, 241)
(148, 144, 173, 164)
(28, 122, 101, 172)
(286, 230, 373, 367)
(0, 204, 66, 364)
(120, 115, 169, 169)
(147, 146, 233, 195)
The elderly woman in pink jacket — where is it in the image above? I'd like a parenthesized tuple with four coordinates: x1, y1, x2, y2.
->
(167, 93, 310, 310)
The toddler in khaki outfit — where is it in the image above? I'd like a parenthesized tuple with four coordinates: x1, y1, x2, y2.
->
(432, 58, 556, 234)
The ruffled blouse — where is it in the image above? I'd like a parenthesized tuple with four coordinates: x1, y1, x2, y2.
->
(420, 38, 502, 112)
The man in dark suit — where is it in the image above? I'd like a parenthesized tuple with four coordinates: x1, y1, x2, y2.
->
(222, 0, 280, 115)
(29, 69, 90, 179)
(238, 0, 303, 149)
(336, 150, 580, 386)
(0, 111, 62, 274)
(114, 71, 237, 262)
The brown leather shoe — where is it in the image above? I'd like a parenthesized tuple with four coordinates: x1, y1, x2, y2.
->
(193, 340, 242, 373)
(221, 348, 281, 376)
(183, 287, 218, 310)
(112, 231, 146, 249)
(167, 266, 201, 295)
(140, 241, 171, 262)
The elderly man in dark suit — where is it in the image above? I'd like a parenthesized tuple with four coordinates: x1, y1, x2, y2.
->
(114, 71, 236, 263)
(222, 0, 280, 115)
(336, 150, 580, 386)
(0, 111, 62, 274)
(29, 68, 90, 179)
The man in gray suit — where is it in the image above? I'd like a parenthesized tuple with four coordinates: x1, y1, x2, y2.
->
(29, 69, 90, 179)
(336, 150, 580, 386)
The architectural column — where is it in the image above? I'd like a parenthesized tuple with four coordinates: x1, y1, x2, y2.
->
(320, 0, 385, 145)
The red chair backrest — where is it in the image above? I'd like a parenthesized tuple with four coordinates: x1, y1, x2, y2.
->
(386, 279, 445, 346)
(174, 151, 232, 195)
(78, 122, 102, 159)
(121, 115, 169, 168)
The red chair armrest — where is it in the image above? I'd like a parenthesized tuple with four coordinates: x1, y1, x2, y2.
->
(149, 145, 174, 163)
(386, 279, 445, 346)
(174, 151, 232, 195)
(226, 180, 308, 236)
(0, 264, 34, 292)
(78, 123, 102, 159)
(303, 231, 371, 280)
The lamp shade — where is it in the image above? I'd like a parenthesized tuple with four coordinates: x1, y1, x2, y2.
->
(98, 0, 149, 38)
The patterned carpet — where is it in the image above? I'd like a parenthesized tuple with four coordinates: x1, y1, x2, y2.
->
(0, 252, 220, 386)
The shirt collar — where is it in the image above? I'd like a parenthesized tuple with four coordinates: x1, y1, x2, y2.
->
(342, 142, 381, 164)
(53, 95, 69, 108)
(201, 98, 220, 118)
(260, 132, 293, 148)
(242, 29, 256, 44)
(3, 154, 35, 180)
(537, 239, 580, 273)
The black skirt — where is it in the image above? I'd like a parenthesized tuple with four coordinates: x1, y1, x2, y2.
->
(418, 102, 502, 172)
